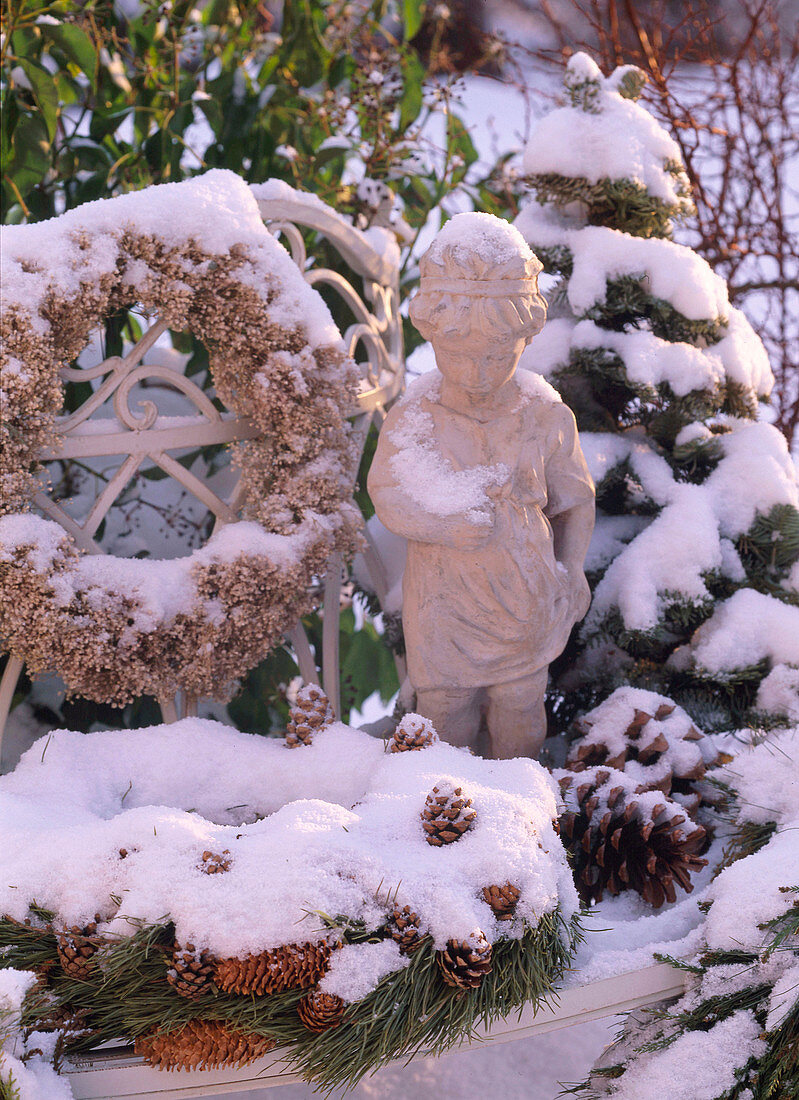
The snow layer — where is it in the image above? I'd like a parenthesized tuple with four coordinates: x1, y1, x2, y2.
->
(388, 374, 510, 522)
(0, 514, 324, 635)
(1, 169, 341, 350)
(0, 970, 73, 1100)
(426, 211, 537, 269)
(689, 589, 799, 674)
(0, 719, 575, 965)
(710, 726, 799, 829)
(607, 1010, 766, 1100)
(523, 53, 687, 206)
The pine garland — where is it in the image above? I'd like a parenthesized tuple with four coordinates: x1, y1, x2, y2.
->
(0, 908, 580, 1093)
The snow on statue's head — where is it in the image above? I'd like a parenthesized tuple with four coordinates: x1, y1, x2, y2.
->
(409, 212, 546, 343)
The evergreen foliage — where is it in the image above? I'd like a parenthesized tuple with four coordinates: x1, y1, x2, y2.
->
(0, 906, 579, 1092)
(517, 55, 799, 732)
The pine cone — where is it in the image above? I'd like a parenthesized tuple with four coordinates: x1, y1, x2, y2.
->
(482, 882, 521, 921)
(567, 690, 716, 816)
(388, 713, 438, 753)
(167, 943, 215, 1000)
(213, 940, 334, 996)
(286, 684, 334, 748)
(56, 922, 103, 981)
(388, 905, 426, 954)
(436, 931, 493, 989)
(199, 849, 231, 874)
(421, 783, 477, 846)
(135, 1020, 274, 1071)
(297, 990, 345, 1032)
(558, 769, 708, 908)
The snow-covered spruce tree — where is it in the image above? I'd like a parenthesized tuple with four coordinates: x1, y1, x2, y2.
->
(515, 53, 799, 733)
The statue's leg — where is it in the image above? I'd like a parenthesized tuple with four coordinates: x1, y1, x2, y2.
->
(485, 668, 549, 759)
(415, 686, 482, 749)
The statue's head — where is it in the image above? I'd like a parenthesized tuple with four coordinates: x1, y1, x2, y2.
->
(410, 213, 546, 397)
(409, 212, 546, 343)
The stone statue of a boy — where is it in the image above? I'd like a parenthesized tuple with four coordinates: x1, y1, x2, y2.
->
(368, 212, 595, 759)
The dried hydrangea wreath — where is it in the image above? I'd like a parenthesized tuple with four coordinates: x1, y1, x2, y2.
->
(0, 171, 361, 705)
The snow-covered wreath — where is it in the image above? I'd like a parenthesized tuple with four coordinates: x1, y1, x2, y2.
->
(0, 701, 578, 1092)
(0, 172, 361, 705)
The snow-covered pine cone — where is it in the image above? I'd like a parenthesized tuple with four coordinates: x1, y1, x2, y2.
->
(388, 904, 426, 954)
(388, 713, 438, 752)
(167, 942, 215, 1000)
(567, 688, 718, 816)
(296, 990, 345, 1032)
(56, 921, 103, 981)
(557, 768, 708, 908)
(213, 940, 334, 996)
(421, 782, 477, 846)
(482, 882, 521, 921)
(135, 1020, 274, 1071)
(199, 849, 231, 874)
(436, 931, 493, 989)
(286, 683, 334, 747)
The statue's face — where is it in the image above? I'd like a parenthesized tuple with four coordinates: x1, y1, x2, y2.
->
(432, 329, 526, 396)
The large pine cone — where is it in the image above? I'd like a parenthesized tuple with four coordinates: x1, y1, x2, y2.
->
(421, 782, 477, 846)
(135, 1020, 274, 1071)
(167, 943, 215, 1000)
(482, 882, 521, 921)
(437, 931, 493, 989)
(297, 990, 345, 1032)
(286, 684, 334, 748)
(56, 922, 103, 981)
(213, 940, 334, 996)
(567, 689, 716, 816)
(388, 904, 426, 954)
(558, 769, 708, 908)
(388, 713, 438, 753)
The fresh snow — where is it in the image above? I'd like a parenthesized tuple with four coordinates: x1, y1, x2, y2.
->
(0, 719, 574, 959)
(0, 169, 342, 350)
(523, 60, 689, 207)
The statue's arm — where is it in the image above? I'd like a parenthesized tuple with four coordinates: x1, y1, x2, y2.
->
(544, 404, 596, 619)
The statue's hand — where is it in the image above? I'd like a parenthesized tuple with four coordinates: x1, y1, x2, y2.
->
(566, 567, 591, 620)
(450, 506, 494, 549)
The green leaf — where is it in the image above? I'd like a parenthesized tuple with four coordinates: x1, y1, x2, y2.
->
(4, 112, 51, 198)
(17, 59, 59, 141)
(398, 53, 424, 131)
(403, 0, 426, 40)
(446, 112, 478, 168)
(41, 22, 98, 77)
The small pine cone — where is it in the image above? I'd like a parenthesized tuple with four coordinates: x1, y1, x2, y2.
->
(135, 1020, 274, 1071)
(389, 905, 425, 954)
(200, 849, 231, 874)
(213, 941, 334, 996)
(421, 783, 477, 846)
(388, 713, 438, 753)
(436, 931, 493, 990)
(297, 990, 345, 1033)
(482, 882, 521, 921)
(286, 684, 334, 748)
(167, 943, 215, 1000)
(56, 922, 102, 981)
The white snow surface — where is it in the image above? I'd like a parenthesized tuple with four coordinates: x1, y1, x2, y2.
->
(523, 61, 688, 207)
(0, 719, 575, 966)
(606, 1010, 766, 1100)
(319, 940, 409, 1003)
(0, 169, 341, 350)
(710, 726, 799, 829)
(0, 970, 73, 1100)
(689, 589, 799, 674)
(388, 374, 511, 523)
(756, 665, 799, 723)
(425, 210, 537, 268)
(0, 514, 325, 634)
